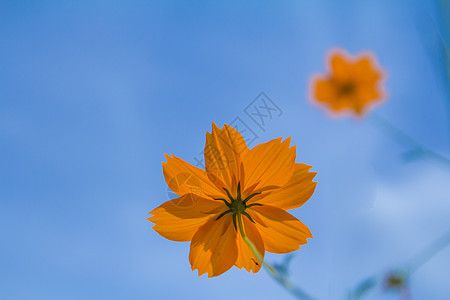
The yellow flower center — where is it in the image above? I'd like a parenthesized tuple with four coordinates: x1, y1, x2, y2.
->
(338, 81, 356, 97)
(386, 274, 406, 288)
(214, 182, 263, 230)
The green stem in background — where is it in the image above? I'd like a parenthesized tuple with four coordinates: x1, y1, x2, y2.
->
(436, 0, 450, 142)
(440, 36, 450, 142)
(348, 230, 450, 300)
(369, 113, 450, 168)
(236, 212, 318, 300)
(405, 230, 450, 274)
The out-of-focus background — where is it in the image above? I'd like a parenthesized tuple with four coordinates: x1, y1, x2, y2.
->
(1, 1, 450, 299)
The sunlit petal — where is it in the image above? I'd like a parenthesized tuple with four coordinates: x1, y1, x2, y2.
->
(250, 205, 312, 254)
(204, 123, 249, 194)
(242, 137, 295, 193)
(189, 215, 238, 277)
(235, 217, 264, 273)
(253, 163, 317, 210)
(163, 154, 221, 198)
(148, 193, 222, 242)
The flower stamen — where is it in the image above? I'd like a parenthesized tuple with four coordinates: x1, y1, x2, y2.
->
(216, 209, 232, 221)
(213, 197, 231, 208)
(241, 211, 255, 223)
(243, 192, 261, 204)
(246, 203, 263, 208)
(232, 214, 237, 230)
(338, 81, 356, 97)
(216, 182, 263, 229)
(222, 187, 235, 203)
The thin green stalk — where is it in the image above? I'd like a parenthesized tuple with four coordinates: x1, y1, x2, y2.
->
(369, 113, 450, 167)
(236, 212, 318, 300)
(405, 230, 450, 274)
(435, 1, 450, 142)
(348, 230, 450, 300)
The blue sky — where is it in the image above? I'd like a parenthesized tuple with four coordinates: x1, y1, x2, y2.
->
(1, 1, 450, 299)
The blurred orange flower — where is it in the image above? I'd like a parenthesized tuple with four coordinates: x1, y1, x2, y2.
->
(148, 123, 316, 277)
(310, 49, 385, 116)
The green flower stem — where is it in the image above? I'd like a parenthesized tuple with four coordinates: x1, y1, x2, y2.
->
(406, 230, 450, 274)
(348, 230, 450, 300)
(370, 113, 450, 167)
(236, 212, 318, 300)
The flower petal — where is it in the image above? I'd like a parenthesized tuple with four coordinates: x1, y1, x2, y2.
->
(249, 205, 312, 254)
(189, 215, 238, 277)
(330, 52, 353, 81)
(235, 216, 264, 273)
(314, 77, 338, 103)
(204, 123, 248, 193)
(148, 193, 222, 242)
(354, 56, 382, 83)
(163, 154, 221, 198)
(242, 137, 296, 193)
(328, 94, 360, 113)
(357, 83, 382, 102)
(253, 163, 317, 210)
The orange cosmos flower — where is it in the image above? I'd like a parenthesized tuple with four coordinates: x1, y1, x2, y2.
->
(311, 49, 385, 116)
(148, 123, 317, 277)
